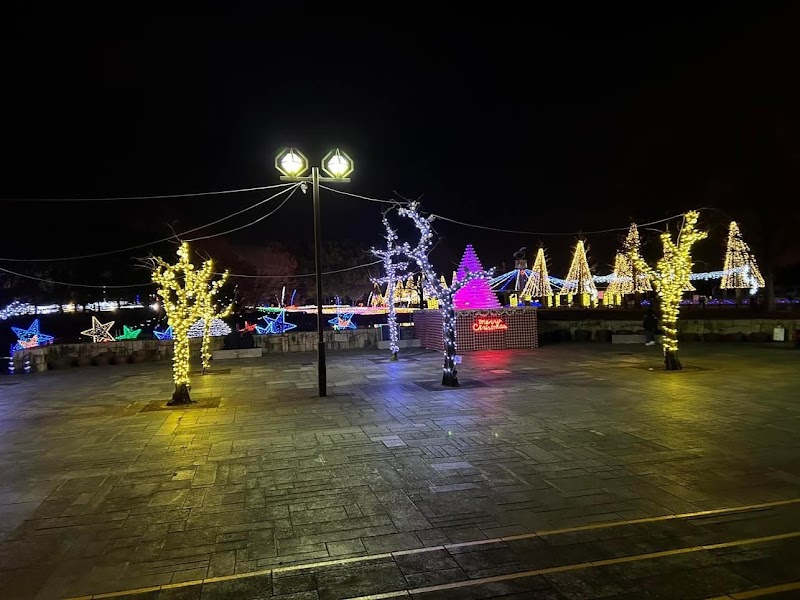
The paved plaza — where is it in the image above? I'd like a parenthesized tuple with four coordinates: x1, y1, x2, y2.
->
(0, 343, 799, 600)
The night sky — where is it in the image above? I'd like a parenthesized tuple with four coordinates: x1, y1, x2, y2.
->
(2, 7, 798, 290)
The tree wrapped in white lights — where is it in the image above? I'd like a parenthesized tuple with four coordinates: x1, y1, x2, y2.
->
(371, 216, 409, 360)
(521, 247, 553, 300)
(629, 211, 707, 371)
(397, 202, 493, 386)
(151, 242, 230, 405)
(560, 240, 597, 300)
(721, 221, 764, 295)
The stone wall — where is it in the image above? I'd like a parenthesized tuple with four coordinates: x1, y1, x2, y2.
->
(538, 318, 799, 343)
(11, 329, 381, 373)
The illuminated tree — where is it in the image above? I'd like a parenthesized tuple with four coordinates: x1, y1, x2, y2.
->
(521, 247, 553, 299)
(560, 240, 597, 299)
(721, 221, 764, 294)
(151, 242, 228, 405)
(371, 216, 409, 360)
(629, 211, 707, 371)
(196, 266, 232, 374)
(397, 203, 492, 386)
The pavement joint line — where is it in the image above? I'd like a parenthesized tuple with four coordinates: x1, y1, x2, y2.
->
(344, 531, 800, 600)
(727, 581, 800, 598)
(61, 497, 800, 600)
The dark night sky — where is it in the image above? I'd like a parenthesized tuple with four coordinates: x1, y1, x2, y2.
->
(1, 6, 798, 288)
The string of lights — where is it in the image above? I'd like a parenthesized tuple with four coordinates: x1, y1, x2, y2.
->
(2, 182, 294, 202)
(0, 184, 300, 262)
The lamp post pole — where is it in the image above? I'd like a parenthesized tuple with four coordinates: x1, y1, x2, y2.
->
(311, 166, 326, 396)
(276, 148, 353, 398)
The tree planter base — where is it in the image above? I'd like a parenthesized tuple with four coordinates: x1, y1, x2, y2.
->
(664, 351, 682, 371)
(167, 383, 195, 406)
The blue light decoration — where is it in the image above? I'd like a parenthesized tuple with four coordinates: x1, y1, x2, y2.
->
(328, 311, 356, 330)
(153, 325, 174, 340)
(257, 310, 297, 334)
(11, 319, 54, 353)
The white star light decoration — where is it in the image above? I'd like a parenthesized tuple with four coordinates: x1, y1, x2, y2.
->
(81, 316, 115, 342)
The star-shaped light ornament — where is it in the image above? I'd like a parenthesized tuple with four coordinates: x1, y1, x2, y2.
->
(11, 319, 54, 352)
(153, 326, 174, 340)
(115, 325, 142, 340)
(259, 310, 297, 334)
(81, 316, 115, 342)
(328, 311, 356, 330)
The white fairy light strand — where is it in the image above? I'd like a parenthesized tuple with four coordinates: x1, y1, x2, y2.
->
(371, 217, 410, 358)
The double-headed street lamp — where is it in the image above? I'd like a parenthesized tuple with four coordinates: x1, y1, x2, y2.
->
(275, 148, 354, 397)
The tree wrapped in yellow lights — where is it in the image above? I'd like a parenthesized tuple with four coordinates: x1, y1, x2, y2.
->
(197, 267, 231, 375)
(151, 242, 229, 405)
(721, 221, 764, 295)
(629, 212, 707, 371)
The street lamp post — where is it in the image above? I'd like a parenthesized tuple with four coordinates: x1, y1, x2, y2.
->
(275, 148, 353, 397)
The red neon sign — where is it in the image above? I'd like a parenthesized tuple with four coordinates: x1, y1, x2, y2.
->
(472, 317, 508, 332)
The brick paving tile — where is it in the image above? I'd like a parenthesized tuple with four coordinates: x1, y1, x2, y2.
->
(0, 344, 798, 599)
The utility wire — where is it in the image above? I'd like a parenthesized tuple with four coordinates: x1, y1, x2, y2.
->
(223, 260, 382, 279)
(318, 185, 406, 204)
(0, 266, 150, 289)
(0, 184, 300, 262)
(184, 184, 300, 242)
(429, 212, 689, 236)
(1, 182, 293, 202)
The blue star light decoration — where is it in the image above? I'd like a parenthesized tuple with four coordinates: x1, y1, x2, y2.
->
(257, 309, 297, 334)
(11, 319, 54, 352)
(153, 325, 174, 340)
(328, 311, 356, 330)
(81, 316, 115, 342)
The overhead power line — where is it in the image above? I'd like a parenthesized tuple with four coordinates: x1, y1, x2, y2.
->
(0, 266, 150, 289)
(1, 182, 292, 202)
(0, 183, 301, 262)
(222, 260, 382, 278)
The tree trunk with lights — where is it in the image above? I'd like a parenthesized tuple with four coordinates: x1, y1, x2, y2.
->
(169, 321, 194, 405)
(628, 212, 706, 372)
(438, 295, 459, 386)
(201, 317, 212, 374)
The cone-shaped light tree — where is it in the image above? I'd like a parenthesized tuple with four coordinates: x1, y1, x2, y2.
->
(453, 245, 502, 309)
(629, 212, 707, 371)
(521, 247, 553, 299)
(371, 216, 409, 360)
(721, 221, 764, 295)
(397, 203, 493, 386)
(608, 224, 652, 297)
(560, 240, 597, 298)
(151, 242, 229, 405)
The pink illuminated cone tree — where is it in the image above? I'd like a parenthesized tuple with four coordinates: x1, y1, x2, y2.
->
(453, 245, 501, 310)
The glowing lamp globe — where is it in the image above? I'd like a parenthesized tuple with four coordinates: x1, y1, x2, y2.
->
(275, 148, 308, 177)
(322, 149, 354, 178)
